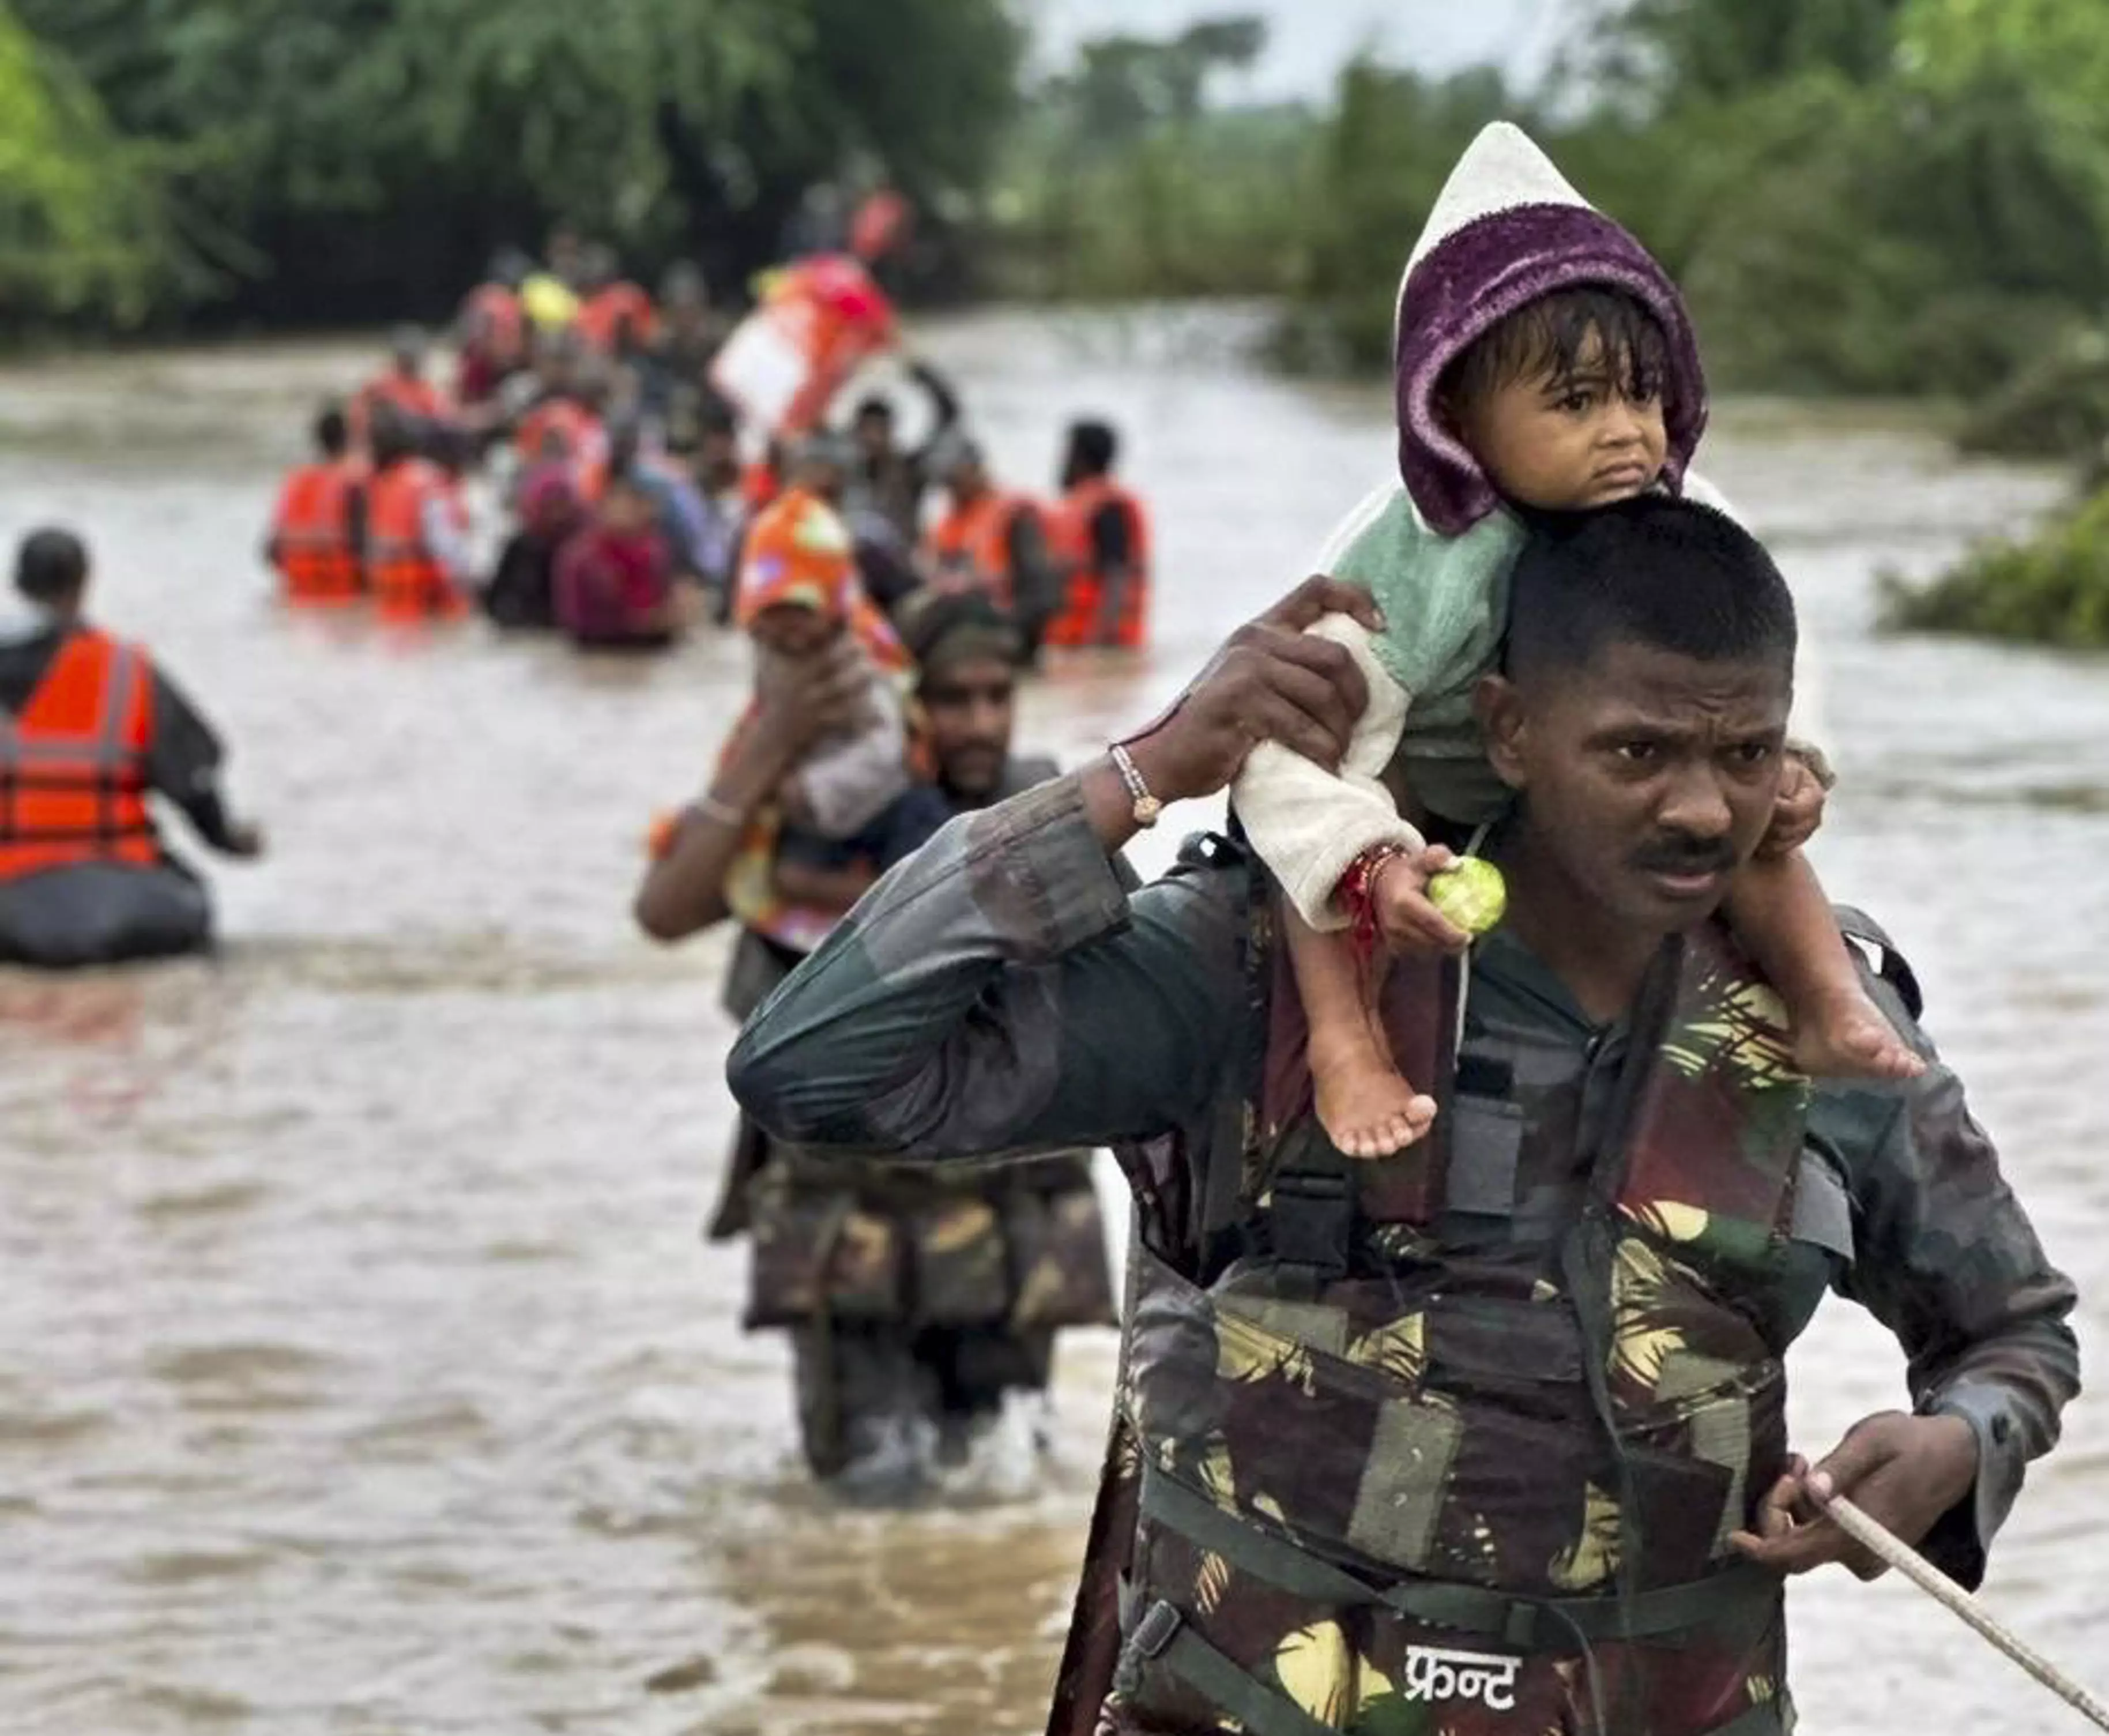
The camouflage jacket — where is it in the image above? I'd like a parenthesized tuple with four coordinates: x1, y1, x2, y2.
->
(729, 774, 2081, 1734)
(713, 752, 1115, 1338)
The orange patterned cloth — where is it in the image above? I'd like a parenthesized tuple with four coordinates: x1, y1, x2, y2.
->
(733, 487, 905, 671)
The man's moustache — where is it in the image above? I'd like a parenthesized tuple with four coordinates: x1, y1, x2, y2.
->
(1632, 836, 1739, 876)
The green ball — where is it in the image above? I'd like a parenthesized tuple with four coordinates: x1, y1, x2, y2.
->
(1426, 856, 1507, 935)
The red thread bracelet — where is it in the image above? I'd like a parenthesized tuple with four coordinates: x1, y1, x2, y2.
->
(1336, 843, 1413, 961)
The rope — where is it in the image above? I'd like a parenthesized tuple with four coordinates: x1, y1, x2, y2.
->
(1824, 1493, 2109, 1733)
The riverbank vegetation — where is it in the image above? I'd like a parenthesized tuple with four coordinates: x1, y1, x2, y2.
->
(12, 0, 2109, 422)
(1002, 0, 2109, 410)
(1, 0, 1023, 336)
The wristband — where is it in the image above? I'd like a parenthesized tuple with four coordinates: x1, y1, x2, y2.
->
(691, 792, 746, 829)
(1109, 743, 1162, 829)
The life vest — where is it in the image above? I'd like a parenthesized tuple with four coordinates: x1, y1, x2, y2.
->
(366, 458, 465, 619)
(0, 629, 158, 881)
(578, 281, 658, 356)
(514, 398, 609, 500)
(1054, 860, 1820, 1736)
(269, 457, 367, 603)
(352, 375, 451, 446)
(925, 489, 1038, 611)
(1044, 476, 1150, 649)
(461, 283, 525, 366)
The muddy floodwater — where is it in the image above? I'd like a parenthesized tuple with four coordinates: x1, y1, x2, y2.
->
(1, 309, 2103, 1735)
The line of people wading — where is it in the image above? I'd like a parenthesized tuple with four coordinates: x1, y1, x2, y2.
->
(1, 219, 1141, 1489)
(0, 129, 2088, 1734)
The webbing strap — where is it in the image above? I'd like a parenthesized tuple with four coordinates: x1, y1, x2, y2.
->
(1118, 1581, 1789, 1736)
(1141, 1464, 1775, 1648)
(1120, 1598, 1338, 1736)
(95, 646, 138, 759)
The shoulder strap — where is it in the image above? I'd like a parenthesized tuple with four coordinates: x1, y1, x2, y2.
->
(1833, 904, 1925, 1022)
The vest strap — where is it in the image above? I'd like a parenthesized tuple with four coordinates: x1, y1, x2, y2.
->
(1114, 1589, 1338, 1736)
(1264, 1164, 1354, 1283)
(1141, 1464, 1776, 1649)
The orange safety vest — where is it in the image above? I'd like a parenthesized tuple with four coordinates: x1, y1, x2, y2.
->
(926, 489, 1037, 611)
(514, 398, 610, 500)
(269, 457, 367, 603)
(578, 282, 658, 355)
(461, 283, 525, 366)
(366, 458, 465, 619)
(1045, 476, 1151, 650)
(352, 375, 453, 446)
(0, 628, 158, 880)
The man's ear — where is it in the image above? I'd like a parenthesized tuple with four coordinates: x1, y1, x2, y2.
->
(1475, 673, 1528, 791)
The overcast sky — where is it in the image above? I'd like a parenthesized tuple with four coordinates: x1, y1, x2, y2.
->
(1026, 0, 1586, 97)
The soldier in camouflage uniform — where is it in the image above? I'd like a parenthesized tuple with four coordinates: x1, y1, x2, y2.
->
(729, 524, 2080, 1734)
(639, 589, 1115, 1484)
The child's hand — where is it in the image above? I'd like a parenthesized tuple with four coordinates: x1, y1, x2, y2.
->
(1372, 845, 1472, 955)
(1758, 754, 1827, 860)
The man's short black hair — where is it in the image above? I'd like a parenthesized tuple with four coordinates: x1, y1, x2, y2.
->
(16, 528, 89, 604)
(853, 394, 892, 424)
(1504, 495, 1796, 686)
(1067, 419, 1117, 476)
(315, 402, 350, 456)
(369, 406, 418, 469)
(1443, 284, 1669, 416)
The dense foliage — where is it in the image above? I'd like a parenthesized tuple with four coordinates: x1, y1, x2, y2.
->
(1001, 0, 2109, 407)
(1882, 483, 2109, 646)
(0, 5, 174, 329)
(13, 0, 2109, 434)
(4, 0, 1023, 331)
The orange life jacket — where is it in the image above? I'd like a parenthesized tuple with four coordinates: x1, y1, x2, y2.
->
(578, 282, 658, 356)
(926, 489, 1037, 611)
(366, 458, 466, 619)
(514, 398, 609, 500)
(461, 284, 525, 365)
(352, 374, 453, 446)
(1045, 476, 1151, 650)
(0, 628, 157, 881)
(269, 457, 367, 603)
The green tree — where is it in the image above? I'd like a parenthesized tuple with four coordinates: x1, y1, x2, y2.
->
(11, 0, 1023, 325)
(0, 2, 172, 330)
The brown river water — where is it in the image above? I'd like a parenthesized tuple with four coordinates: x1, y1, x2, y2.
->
(0, 308, 2102, 1735)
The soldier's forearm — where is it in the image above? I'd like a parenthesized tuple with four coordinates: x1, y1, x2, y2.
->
(727, 776, 1133, 1155)
(728, 773, 1238, 1161)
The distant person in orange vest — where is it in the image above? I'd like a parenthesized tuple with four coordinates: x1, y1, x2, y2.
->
(923, 436, 1060, 656)
(264, 402, 367, 605)
(364, 413, 473, 620)
(352, 327, 454, 447)
(576, 244, 658, 363)
(455, 250, 532, 409)
(1045, 418, 1151, 650)
(0, 529, 264, 967)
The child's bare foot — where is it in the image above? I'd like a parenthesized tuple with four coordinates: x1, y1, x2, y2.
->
(1791, 986, 1926, 1081)
(1312, 1025, 1437, 1157)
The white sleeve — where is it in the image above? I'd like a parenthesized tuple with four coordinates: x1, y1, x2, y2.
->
(1682, 468, 1831, 776)
(1230, 611, 1422, 932)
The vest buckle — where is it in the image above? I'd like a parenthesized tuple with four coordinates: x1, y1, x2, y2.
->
(1268, 1169, 1354, 1279)
(1131, 1598, 1183, 1660)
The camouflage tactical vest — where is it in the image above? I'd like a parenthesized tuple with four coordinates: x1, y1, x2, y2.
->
(1084, 873, 1818, 1736)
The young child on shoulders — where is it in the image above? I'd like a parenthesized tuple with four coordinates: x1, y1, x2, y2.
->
(1231, 122, 1921, 1159)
